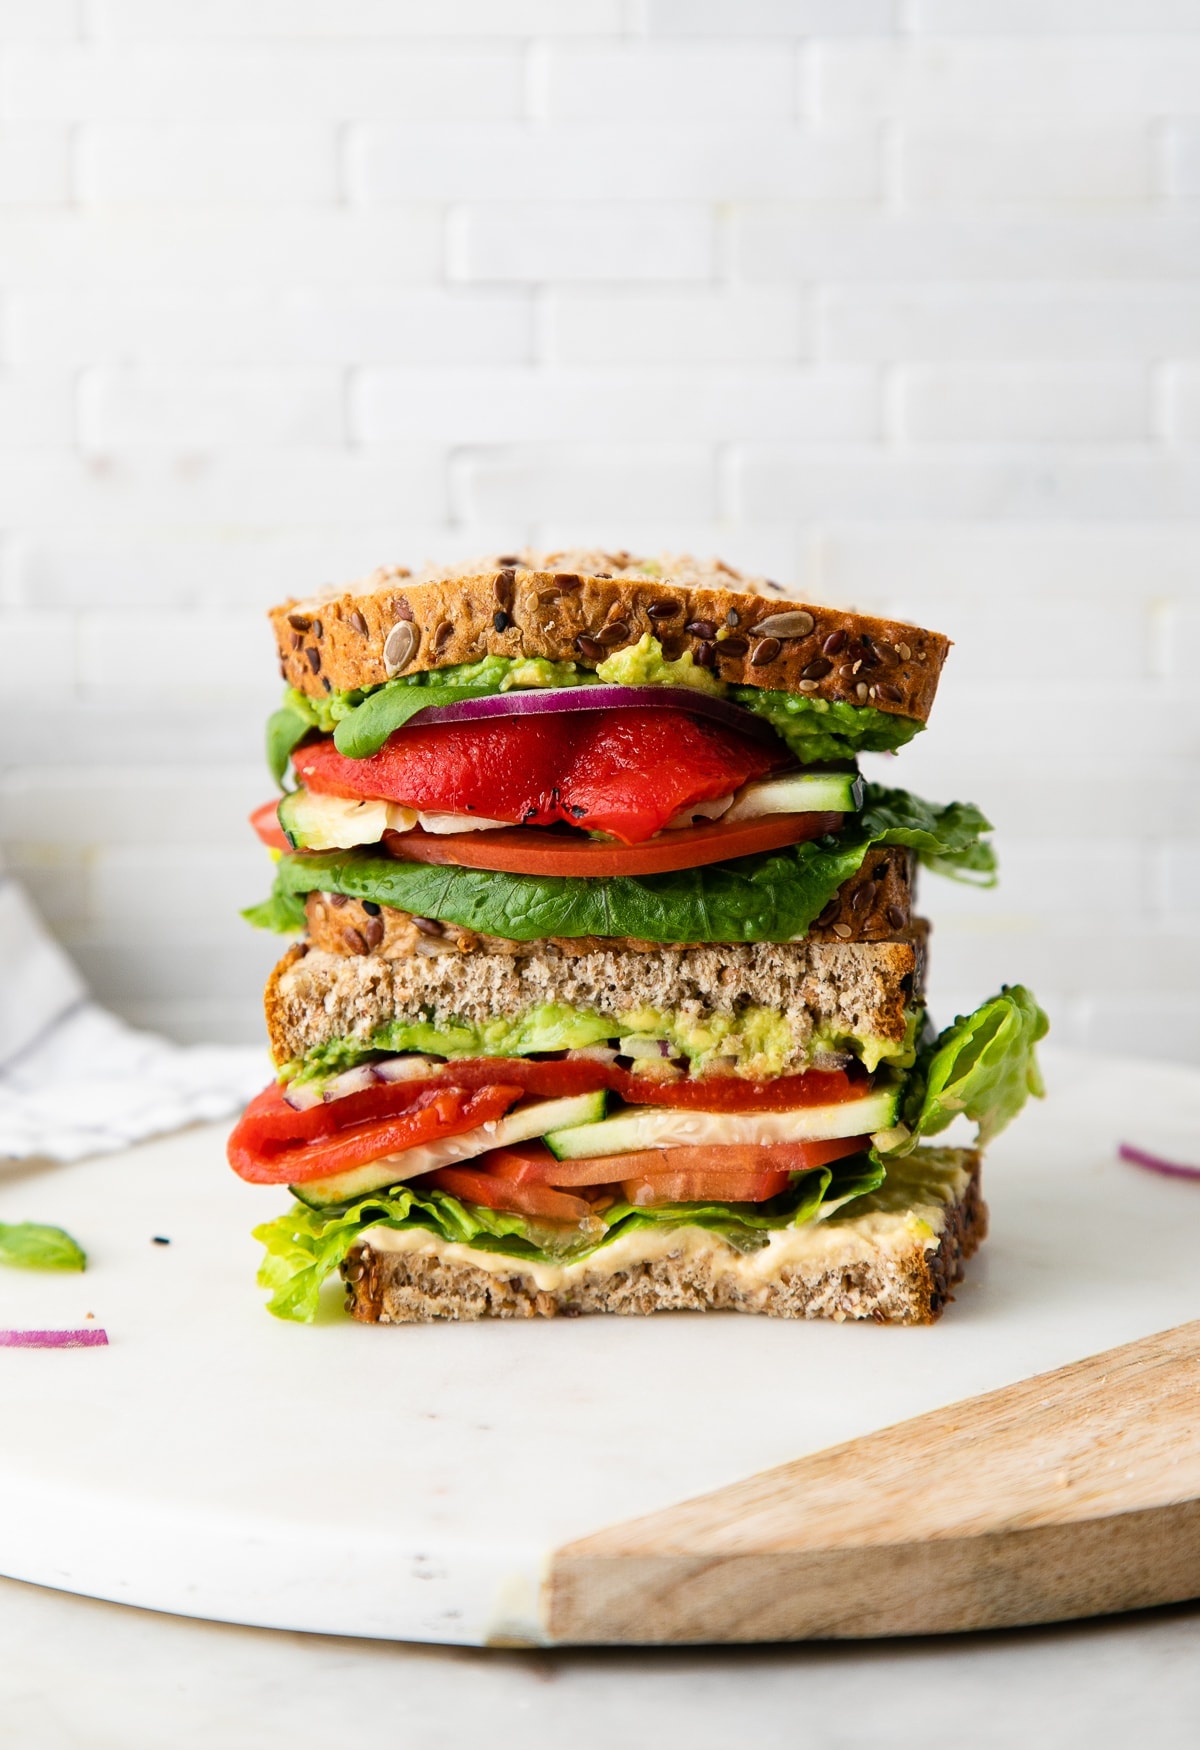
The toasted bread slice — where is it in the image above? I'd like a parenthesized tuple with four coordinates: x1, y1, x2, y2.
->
(264, 926, 927, 1076)
(272, 549, 949, 723)
(341, 1148, 984, 1327)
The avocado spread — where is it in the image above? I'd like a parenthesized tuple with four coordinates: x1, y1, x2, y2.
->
(280, 999, 921, 1088)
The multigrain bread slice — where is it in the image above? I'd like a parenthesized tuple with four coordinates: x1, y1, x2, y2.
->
(264, 928, 928, 1074)
(304, 847, 917, 961)
(271, 549, 949, 724)
(341, 1149, 985, 1327)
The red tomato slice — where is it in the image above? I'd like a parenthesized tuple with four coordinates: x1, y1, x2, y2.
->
(227, 1084, 522, 1185)
(476, 1135, 868, 1193)
(478, 1141, 565, 1184)
(380, 811, 842, 877)
(425, 1166, 595, 1224)
(616, 1066, 865, 1111)
(250, 799, 290, 852)
(621, 1168, 792, 1204)
(293, 708, 783, 846)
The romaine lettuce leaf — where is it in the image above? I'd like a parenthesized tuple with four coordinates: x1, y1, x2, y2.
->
(0, 1222, 86, 1271)
(898, 985, 1049, 1148)
(247, 782, 994, 944)
(254, 1154, 883, 1323)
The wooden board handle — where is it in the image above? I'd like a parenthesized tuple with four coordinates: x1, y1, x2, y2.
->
(545, 1319, 1200, 1644)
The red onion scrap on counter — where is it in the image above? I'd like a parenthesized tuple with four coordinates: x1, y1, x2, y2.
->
(1118, 1143, 1200, 1183)
(0, 1328, 109, 1348)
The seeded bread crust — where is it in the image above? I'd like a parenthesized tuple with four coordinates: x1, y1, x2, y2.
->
(263, 928, 927, 1073)
(272, 550, 949, 724)
(341, 1151, 985, 1327)
(303, 846, 917, 961)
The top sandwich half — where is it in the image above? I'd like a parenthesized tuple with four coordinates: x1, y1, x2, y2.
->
(249, 549, 989, 952)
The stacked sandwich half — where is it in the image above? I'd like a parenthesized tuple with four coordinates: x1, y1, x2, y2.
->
(230, 551, 1046, 1325)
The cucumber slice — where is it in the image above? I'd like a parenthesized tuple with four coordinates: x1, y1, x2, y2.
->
(543, 1087, 897, 1160)
(290, 1088, 607, 1209)
(278, 789, 417, 852)
(724, 770, 863, 823)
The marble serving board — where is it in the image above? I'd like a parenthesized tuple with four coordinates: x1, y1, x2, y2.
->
(0, 1048, 1197, 1648)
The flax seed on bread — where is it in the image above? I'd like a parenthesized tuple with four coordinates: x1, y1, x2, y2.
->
(272, 549, 949, 725)
(341, 1149, 985, 1327)
(264, 927, 927, 1074)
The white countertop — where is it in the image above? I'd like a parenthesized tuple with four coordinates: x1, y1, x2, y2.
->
(2, 1573, 1197, 1750)
(3, 1046, 1200, 1738)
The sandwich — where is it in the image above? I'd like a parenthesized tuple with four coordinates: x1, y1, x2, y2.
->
(229, 550, 1047, 1325)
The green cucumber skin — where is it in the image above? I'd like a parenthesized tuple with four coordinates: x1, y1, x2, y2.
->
(289, 1088, 607, 1209)
(736, 772, 862, 815)
(276, 789, 307, 851)
(543, 1088, 898, 1160)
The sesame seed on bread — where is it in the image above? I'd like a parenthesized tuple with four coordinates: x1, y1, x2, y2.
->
(271, 549, 950, 725)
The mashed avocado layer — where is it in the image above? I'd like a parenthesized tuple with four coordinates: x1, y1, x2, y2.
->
(281, 1000, 921, 1088)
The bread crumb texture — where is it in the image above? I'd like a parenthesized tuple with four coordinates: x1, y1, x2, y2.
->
(266, 932, 926, 1072)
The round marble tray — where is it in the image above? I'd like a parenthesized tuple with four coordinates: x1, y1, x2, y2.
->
(0, 1048, 1197, 1646)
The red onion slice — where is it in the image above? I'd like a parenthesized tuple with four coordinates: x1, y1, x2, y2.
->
(407, 684, 779, 740)
(0, 1328, 109, 1348)
(1118, 1143, 1200, 1182)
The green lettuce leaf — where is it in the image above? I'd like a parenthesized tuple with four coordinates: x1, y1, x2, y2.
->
(266, 701, 317, 789)
(255, 1155, 882, 1323)
(857, 786, 997, 886)
(0, 1222, 86, 1271)
(899, 985, 1049, 1148)
(241, 886, 307, 933)
(248, 782, 994, 944)
(730, 688, 922, 763)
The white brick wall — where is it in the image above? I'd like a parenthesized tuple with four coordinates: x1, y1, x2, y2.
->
(0, 3, 1196, 1062)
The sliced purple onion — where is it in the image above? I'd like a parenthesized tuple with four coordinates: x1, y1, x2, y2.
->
(1118, 1142, 1200, 1182)
(283, 1080, 325, 1112)
(0, 1328, 108, 1348)
(409, 684, 778, 740)
(566, 1046, 619, 1065)
(321, 1064, 379, 1102)
(374, 1055, 445, 1083)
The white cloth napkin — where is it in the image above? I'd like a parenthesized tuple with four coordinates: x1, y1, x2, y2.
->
(0, 870, 268, 1162)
